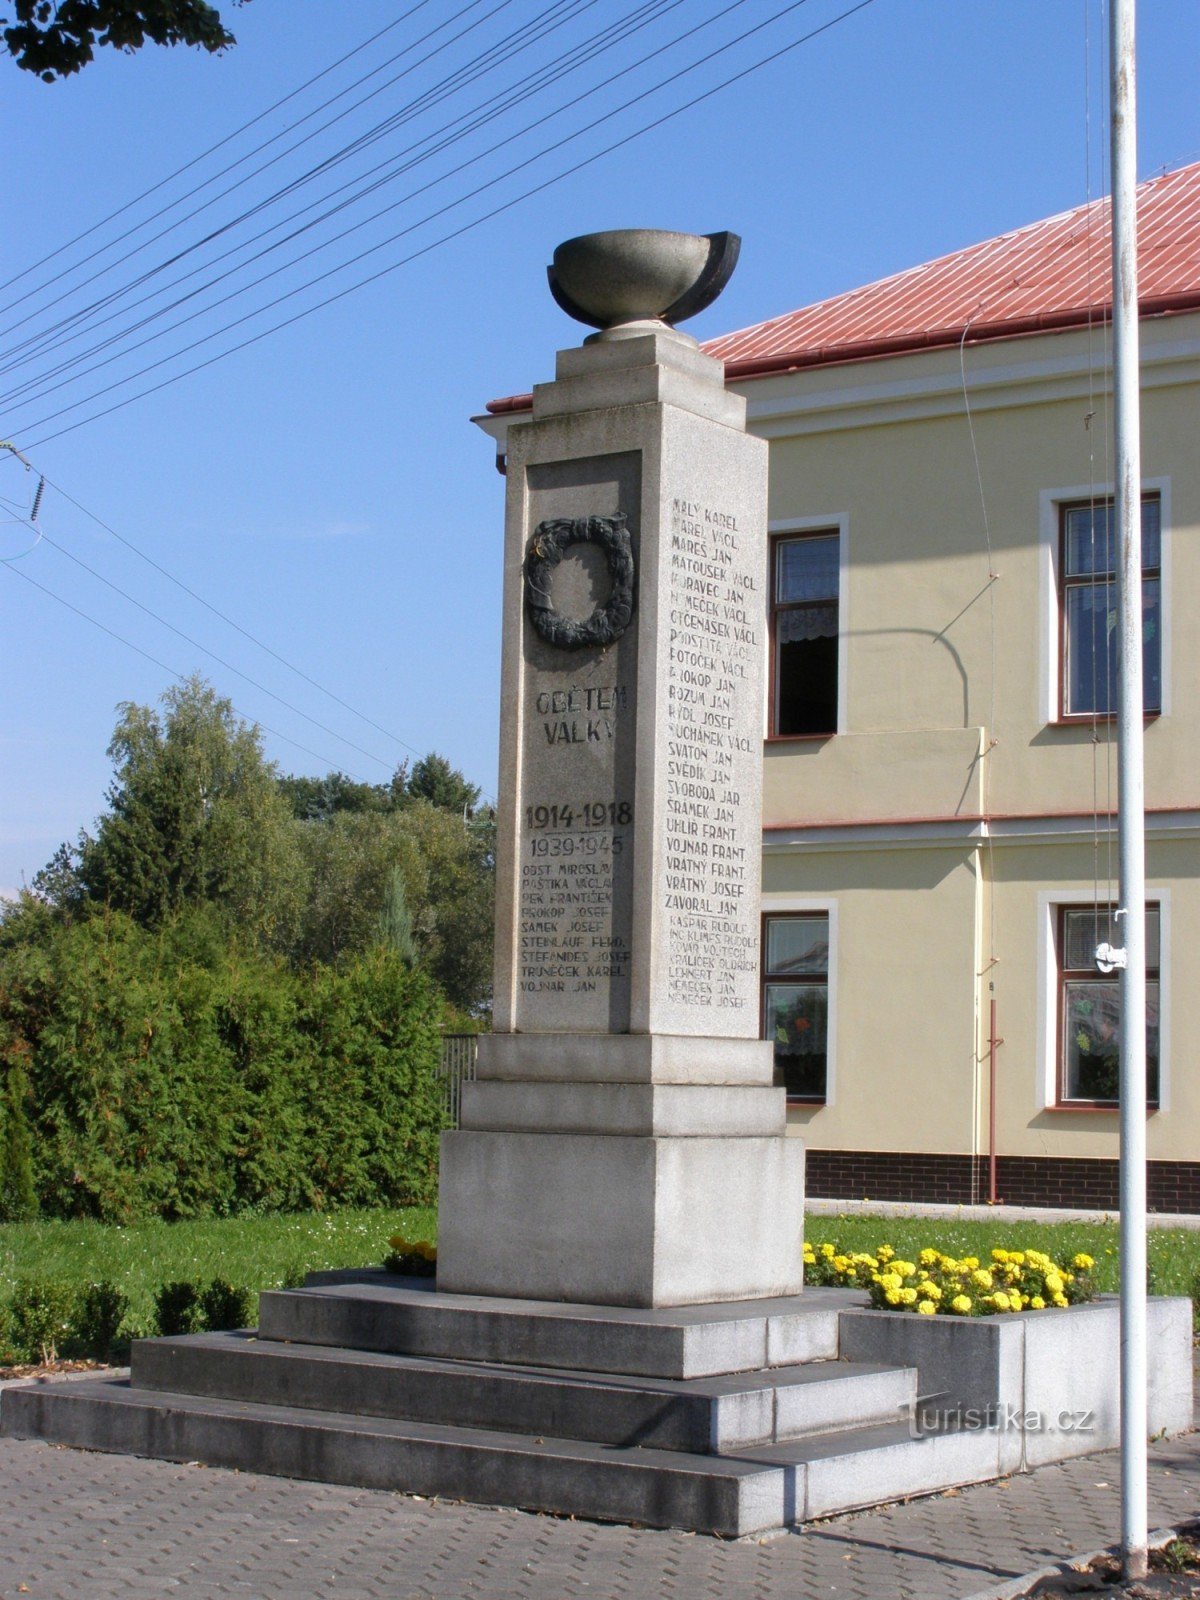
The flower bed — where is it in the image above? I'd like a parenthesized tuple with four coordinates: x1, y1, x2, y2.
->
(804, 1241, 1096, 1316)
(383, 1233, 436, 1277)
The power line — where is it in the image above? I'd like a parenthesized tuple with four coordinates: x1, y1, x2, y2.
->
(1, 452, 428, 761)
(0, 0, 677, 408)
(29, 513, 399, 771)
(0, 2, 433, 301)
(14, 0, 875, 447)
(0, 0, 627, 400)
(4, 561, 370, 778)
(0, 0, 507, 341)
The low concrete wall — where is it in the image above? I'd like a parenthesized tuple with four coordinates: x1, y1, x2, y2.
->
(838, 1295, 1193, 1475)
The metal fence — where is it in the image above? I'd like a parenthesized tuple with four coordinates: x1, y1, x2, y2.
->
(439, 1033, 479, 1126)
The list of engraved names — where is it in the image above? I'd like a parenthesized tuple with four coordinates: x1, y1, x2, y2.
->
(664, 498, 760, 1013)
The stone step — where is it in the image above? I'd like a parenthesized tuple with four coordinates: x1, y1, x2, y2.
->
(0, 1377, 788, 1538)
(0, 1375, 1000, 1536)
(742, 1420, 1003, 1521)
(258, 1275, 855, 1379)
(131, 1332, 917, 1452)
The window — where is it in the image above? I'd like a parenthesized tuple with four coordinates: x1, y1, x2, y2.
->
(770, 531, 839, 736)
(1057, 903, 1160, 1105)
(762, 912, 829, 1100)
(1060, 495, 1161, 717)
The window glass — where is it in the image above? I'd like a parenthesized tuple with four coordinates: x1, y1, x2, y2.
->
(763, 913, 830, 1100)
(1063, 980, 1159, 1102)
(1062, 905, 1159, 971)
(1064, 498, 1160, 576)
(766, 915, 829, 975)
(765, 983, 828, 1099)
(776, 535, 838, 603)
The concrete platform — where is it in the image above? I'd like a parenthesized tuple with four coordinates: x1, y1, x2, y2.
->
(3, 1278, 1188, 1537)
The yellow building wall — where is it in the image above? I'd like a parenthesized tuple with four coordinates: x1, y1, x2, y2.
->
(756, 319, 1200, 826)
(763, 844, 981, 1156)
(753, 315, 1200, 1168)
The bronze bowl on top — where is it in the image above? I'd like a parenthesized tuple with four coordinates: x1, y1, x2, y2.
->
(547, 229, 741, 333)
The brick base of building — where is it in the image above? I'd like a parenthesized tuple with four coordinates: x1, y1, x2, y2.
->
(805, 1149, 1200, 1213)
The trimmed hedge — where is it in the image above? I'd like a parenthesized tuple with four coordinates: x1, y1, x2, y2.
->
(0, 911, 445, 1221)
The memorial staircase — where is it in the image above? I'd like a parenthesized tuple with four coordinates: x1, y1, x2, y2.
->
(1, 1273, 1005, 1537)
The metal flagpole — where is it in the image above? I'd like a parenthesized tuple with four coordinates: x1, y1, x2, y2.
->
(1108, 0, 1148, 1580)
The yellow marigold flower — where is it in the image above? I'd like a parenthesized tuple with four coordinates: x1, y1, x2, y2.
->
(962, 1256, 980, 1271)
(971, 1269, 994, 1290)
(917, 1301, 937, 1315)
(1008, 1251, 1025, 1266)
(893, 1261, 917, 1278)
(832, 1256, 851, 1273)
(885, 1289, 902, 1306)
(919, 1282, 942, 1301)
(879, 1272, 902, 1292)
(1030, 1296, 1045, 1310)
(819, 1243, 836, 1259)
(919, 1248, 939, 1265)
(992, 1249, 1009, 1263)
(900, 1287, 918, 1305)
(950, 1294, 973, 1315)
(1052, 1292, 1069, 1309)
(992, 1291, 1010, 1311)
(1073, 1253, 1095, 1271)
(877, 1245, 895, 1261)
(939, 1255, 958, 1273)
(1045, 1272, 1064, 1295)
(389, 1234, 412, 1250)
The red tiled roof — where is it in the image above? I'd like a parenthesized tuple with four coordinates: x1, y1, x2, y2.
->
(486, 161, 1200, 415)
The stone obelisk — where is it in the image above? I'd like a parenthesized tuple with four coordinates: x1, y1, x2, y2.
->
(438, 229, 805, 1307)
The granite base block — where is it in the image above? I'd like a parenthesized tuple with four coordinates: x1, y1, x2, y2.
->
(437, 1130, 805, 1307)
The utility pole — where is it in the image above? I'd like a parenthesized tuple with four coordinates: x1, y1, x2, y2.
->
(1108, 0, 1148, 1580)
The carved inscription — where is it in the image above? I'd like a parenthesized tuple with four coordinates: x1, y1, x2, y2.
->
(517, 679, 633, 1020)
(664, 499, 761, 1012)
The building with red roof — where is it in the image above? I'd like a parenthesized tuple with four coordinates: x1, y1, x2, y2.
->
(476, 162, 1200, 1211)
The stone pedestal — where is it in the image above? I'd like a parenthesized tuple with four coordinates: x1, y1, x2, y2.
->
(438, 327, 805, 1307)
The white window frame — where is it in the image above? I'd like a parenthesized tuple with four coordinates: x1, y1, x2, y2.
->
(761, 894, 839, 1108)
(1035, 886, 1171, 1113)
(1038, 477, 1172, 725)
(766, 514, 849, 736)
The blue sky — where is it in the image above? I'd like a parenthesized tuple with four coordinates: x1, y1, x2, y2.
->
(2, 0, 1198, 894)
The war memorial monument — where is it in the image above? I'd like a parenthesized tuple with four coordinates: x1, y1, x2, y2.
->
(2, 230, 1192, 1538)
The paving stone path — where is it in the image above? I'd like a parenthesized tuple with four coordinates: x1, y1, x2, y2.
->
(1, 1415, 1198, 1600)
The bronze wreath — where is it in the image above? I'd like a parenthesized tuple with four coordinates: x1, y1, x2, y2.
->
(524, 513, 635, 650)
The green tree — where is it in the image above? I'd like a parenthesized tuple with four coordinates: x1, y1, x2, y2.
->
(377, 866, 416, 965)
(4, 0, 238, 82)
(404, 753, 482, 817)
(278, 771, 394, 823)
(74, 677, 304, 947)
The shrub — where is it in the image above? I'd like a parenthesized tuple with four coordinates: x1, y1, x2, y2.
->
(0, 912, 446, 1221)
(155, 1280, 203, 1336)
(199, 1279, 254, 1331)
(10, 1278, 75, 1363)
(0, 1058, 37, 1221)
(72, 1280, 129, 1362)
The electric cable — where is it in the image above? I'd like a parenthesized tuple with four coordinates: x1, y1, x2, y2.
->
(0, 0, 638, 397)
(13, 0, 877, 448)
(0, 0, 668, 400)
(0, 0, 681, 406)
(0, 3, 433, 301)
(0, 451, 428, 759)
(0, 0, 510, 340)
(3, 560, 373, 778)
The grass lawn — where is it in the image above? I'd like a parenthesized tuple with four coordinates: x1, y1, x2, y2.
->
(3, 1207, 1197, 1341)
(0, 1207, 436, 1335)
(806, 1212, 1200, 1304)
